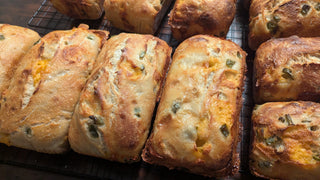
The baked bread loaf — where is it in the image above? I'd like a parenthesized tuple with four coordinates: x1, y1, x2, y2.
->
(68, 33, 172, 163)
(104, 0, 173, 34)
(50, 0, 104, 19)
(249, 0, 320, 50)
(169, 0, 236, 41)
(251, 101, 320, 180)
(0, 24, 40, 94)
(0, 24, 108, 153)
(142, 35, 246, 177)
(254, 36, 320, 104)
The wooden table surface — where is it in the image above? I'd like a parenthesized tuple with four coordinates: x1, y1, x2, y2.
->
(0, 0, 42, 27)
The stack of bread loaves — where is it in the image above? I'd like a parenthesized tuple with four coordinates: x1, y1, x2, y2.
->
(1, 0, 249, 178)
(249, 1, 320, 179)
(0, 21, 247, 179)
(50, 0, 237, 40)
(33, 0, 320, 178)
(68, 33, 247, 177)
(50, 0, 174, 34)
(251, 36, 320, 180)
(103, 0, 237, 38)
(66, 33, 247, 177)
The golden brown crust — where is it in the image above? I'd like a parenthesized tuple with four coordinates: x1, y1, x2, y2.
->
(254, 36, 320, 104)
(0, 24, 109, 154)
(0, 24, 40, 95)
(169, 0, 236, 41)
(249, 0, 320, 50)
(50, 0, 104, 19)
(103, 0, 173, 34)
(142, 35, 246, 177)
(68, 33, 172, 163)
(251, 101, 320, 180)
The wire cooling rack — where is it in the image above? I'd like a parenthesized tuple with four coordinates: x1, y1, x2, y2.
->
(3, 0, 256, 179)
(27, 0, 248, 49)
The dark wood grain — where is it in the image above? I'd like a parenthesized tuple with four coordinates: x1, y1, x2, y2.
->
(0, 0, 42, 27)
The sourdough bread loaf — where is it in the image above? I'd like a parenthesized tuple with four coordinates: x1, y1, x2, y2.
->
(169, 0, 236, 41)
(68, 33, 172, 162)
(0, 24, 40, 95)
(251, 101, 320, 180)
(104, 0, 173, 34)
(0, 24, 109, 154)
(50, 0, 104, 19)
(254, 36, 320, 103)
(142, 35, 246, 177)
(249, 0, 320, 50)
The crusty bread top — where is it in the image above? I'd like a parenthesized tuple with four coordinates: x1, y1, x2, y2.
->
(249, 0, 320, 50)
(251, 101, 320, 180)
(142, 35, 246, 177)
(0, 24, 109, 153)
(254, 36, 320, 103)
(50, 0, 104, 19)
(0, 24, 40, 93)
(104, 0, 164, 22)
(169, 0, 237, 40)
(104, 0, 173, 34)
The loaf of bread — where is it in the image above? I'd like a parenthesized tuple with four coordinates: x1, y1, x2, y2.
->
(0, 24, 40, 95)
(0, 24, 109, 153)
(251, 101, 320, 180)
(50, 0, 104, 19)
(169, 0, 236, 41)
(249, 0, 320, 50)
(142, 35, 246, 177)
(104, 0, 173, 34)
(254, 36, 320, 104)
(68, 33, 172, 163)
